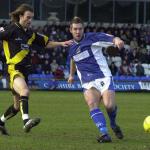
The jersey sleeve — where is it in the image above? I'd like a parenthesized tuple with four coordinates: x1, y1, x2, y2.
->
(95, 32, 114, 48)
(33, 32, 49, 47)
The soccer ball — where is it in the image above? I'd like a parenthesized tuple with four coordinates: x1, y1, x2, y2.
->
(143, 116, 150, 132)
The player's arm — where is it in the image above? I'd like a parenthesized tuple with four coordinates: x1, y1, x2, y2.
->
(96, 32, 124, 49)
(68, 58, 76, 84)
(106, 37, 124, 56)
(33, 32, 73, 49)
(96, 32, 124, 56)
(45, 40, 73, 48)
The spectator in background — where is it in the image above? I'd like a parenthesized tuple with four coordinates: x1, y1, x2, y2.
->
(109, 62, 118, 76)
(147, 50, 150, 64)
(35, 64, 43, 74)
(64, 26, 72, 40)
(51, 51, 57, 60)
(54, 66, 64, 79)
(120, 29, 127, 42)
(139, 46, 149, 63)
(128, 48, 139, 63)
(50, 59, 58, 74)
(43, 60, 51, 74)
(130, 37, 138, 50)
(122, 54, 130, 65)
(119, 60, 131, 76)
(136, 61, 145, 76)
(63, 66, 70, 79)
(58, 53, 66, 66)
(31, 51, 40, 65)
(128, 61, 136, 76)
(44, 52, 50, 61)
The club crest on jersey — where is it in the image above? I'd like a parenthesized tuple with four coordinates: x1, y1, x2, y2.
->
(21, 44, 29, 49)
(76, 46, 81, 54)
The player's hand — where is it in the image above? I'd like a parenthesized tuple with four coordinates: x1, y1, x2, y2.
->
(61, 40, 73, 47)
(68, 75, 74, 84)
(113, 37, 124, 49)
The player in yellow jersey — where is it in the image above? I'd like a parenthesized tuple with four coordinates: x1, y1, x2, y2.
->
(0, 3, 72, 135)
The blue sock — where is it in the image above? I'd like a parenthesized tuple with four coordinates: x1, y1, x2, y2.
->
(90, 108, 108, 135)
(107, 106, 117, 128)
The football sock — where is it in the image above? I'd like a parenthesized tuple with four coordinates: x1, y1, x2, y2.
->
(0, 104, 19, 126)
(0, 119, 5, 126)
(20, 96, 29, 125)
(90, 108, 108, 135)
(107, 106, 117, 128)
(4, 104, 19, 120)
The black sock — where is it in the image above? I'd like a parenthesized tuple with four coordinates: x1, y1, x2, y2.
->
(0, 119, 4, 126)
(4, 104, 19, 120)
(20, 96, 29, 114)
(20, 96, 29, 125)
(107, 106, 117, 128)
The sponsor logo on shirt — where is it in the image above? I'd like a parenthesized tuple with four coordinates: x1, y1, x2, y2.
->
(76, 46, 81, 54)
(73, 50, 90, 62)
(21, 44, 29, 49)
(15, 37, 22, 41)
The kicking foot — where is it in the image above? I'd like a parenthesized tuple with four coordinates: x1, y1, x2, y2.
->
(23, 118, 41, 133)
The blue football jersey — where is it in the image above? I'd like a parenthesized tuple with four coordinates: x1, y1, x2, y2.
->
(69, 32, 114, 84)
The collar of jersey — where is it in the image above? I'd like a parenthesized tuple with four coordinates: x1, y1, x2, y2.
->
(73, 34, 85, 44)
(15, 22, 28, 32)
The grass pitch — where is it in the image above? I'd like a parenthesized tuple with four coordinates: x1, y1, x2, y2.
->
(0, 91, 150, 150)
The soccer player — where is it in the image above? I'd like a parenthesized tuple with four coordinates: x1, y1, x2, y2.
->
(0, 4, 72, 135)
(68, 17, 124, 143)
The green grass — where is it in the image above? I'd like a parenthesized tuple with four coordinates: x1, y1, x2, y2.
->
(0, 91, 150, 150)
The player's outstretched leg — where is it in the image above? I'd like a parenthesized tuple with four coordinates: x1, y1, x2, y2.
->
(19, 96, 41, 133)
(0, 104, 19, 136)
(23, 118, 41, 133)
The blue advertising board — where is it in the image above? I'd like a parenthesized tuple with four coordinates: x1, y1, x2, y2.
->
(28, 80, 150, 91)
(1, 75, 150, 91)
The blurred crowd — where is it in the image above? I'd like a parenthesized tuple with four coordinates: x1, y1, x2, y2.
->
(0, 20, 150, 80)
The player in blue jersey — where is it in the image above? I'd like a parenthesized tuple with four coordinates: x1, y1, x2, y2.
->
(68, 17, 124, 143)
